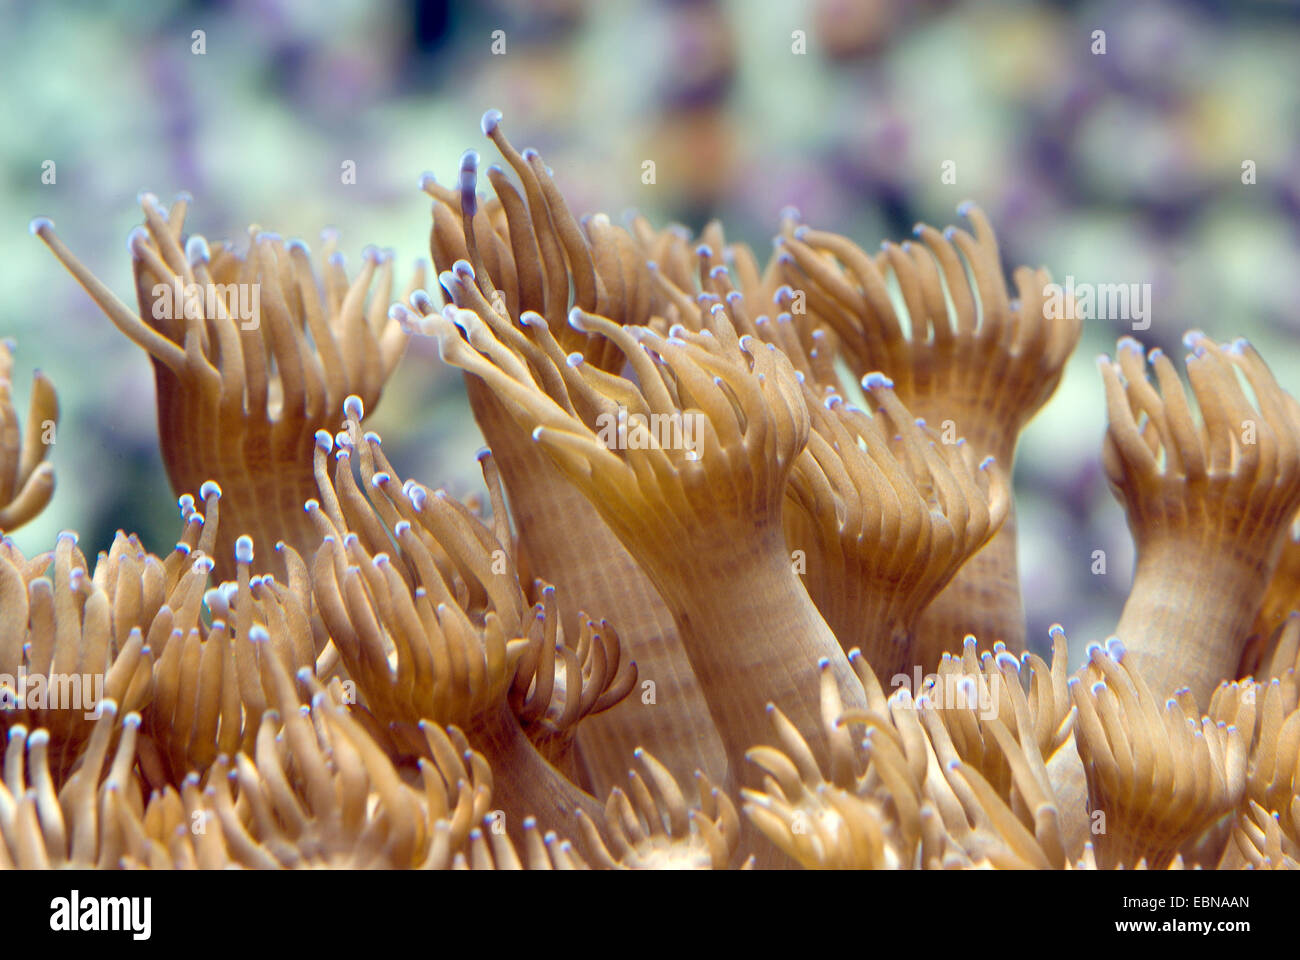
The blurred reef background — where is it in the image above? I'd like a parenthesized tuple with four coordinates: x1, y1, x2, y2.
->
(4, 0, 1300, 663)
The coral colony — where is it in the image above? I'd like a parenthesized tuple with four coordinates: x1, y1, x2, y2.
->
(4, 109, 1300, 869)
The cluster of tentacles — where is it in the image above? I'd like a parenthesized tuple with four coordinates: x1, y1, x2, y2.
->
(6, 112, 1300, 869)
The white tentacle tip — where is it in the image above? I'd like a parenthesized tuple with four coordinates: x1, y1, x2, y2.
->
(185, 234, 211, 265)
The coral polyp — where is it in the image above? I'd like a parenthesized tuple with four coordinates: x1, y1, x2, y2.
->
(6, 111, 1300, 872)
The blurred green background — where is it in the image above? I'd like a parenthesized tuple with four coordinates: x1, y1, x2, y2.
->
(4, 0, 1300, 662)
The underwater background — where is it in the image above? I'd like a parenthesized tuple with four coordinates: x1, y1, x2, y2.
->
(5, 0, 1300, 665)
